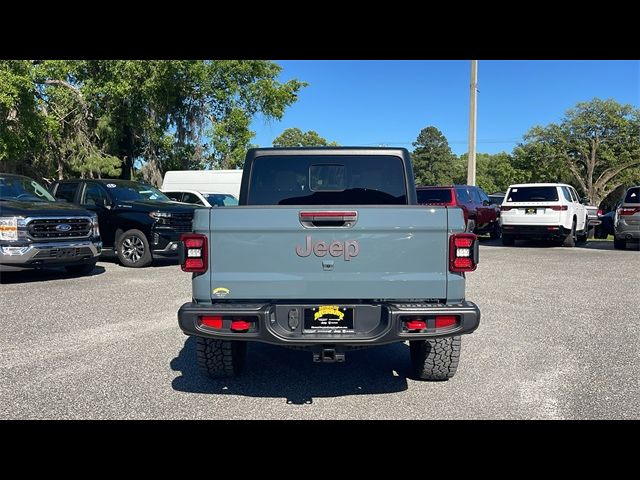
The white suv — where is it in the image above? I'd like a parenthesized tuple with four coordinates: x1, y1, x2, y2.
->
(500, 183, 589, 247)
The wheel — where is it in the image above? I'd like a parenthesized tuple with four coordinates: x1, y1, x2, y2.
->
(562, 220, 576, 247)
(410, 336, 461, 381)
(64, 261, 97, 275)
(465, 219, 476, 233)
(490, 223, 502, 240)
(613, 237, 626, 250)
(501, 234, 515, 246)
(577, 217, 589, 244)
(116, 229, 152, 268)
(196, 337, 247, 379)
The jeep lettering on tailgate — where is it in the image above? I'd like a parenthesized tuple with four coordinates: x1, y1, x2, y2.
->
(295, 235, 360, 261)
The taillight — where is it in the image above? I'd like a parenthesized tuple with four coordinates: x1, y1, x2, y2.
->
(449, 233, 478, 272)
(201, 315, 223, 329)
(180, 233, 208, 273)
(435, 315, 458, 328)
(549, 205, 569, 211)
(597, 209, 603, 216)
(619, 207, 640, 216)
(500, 206, 512, 211)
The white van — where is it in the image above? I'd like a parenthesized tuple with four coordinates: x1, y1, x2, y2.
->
(500, 183, 589, 247)
(161, 170, 243, 199)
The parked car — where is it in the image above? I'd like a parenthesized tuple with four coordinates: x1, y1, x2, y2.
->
(49, 179, 201, 268)
(488, 192, 505, 205)
(161, 169, 242, 199)
(500, 183, 589, 247)
(613, 186, 640, 250)
(416, 185, 501, 239)
(582, 201, 602, 238)
(594, 210, 615, 239)
(161, 189, 238, 207)
(0, 173, 101, 274)
(178, 148, 480, 381)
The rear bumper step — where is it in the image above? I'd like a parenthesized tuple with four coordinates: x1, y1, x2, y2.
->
(178, 300, 480, 346)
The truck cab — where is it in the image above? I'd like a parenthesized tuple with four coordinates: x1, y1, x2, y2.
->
(177, 148, 481, 380)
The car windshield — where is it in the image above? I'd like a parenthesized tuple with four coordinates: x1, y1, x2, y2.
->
(107, 182, 171, 202)
(506, 186, 559, 202)
(624, 187, 639, 204)
(417, 188, 452, 204)
(204, 194, 238, 207)
(0, 175, 56, 202)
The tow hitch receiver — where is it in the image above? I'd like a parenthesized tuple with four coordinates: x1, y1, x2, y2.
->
(313, 347, 345, 363)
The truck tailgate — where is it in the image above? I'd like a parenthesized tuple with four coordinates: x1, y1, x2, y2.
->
(202, 206, 450, 300)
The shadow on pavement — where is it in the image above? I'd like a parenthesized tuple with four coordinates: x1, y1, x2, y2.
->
(171, 336, 410, 404)
(0, 265, 106, 284)
(478, 237, 633, 251)
(98, 256, 180, 268)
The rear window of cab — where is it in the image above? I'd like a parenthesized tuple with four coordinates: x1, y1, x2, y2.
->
(506, 186, 559, 202)
(624, 187, 639, 204)
(416, 188, 453, 204)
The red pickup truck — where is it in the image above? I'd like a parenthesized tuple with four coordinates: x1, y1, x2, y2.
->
(417, 185, 501, 239)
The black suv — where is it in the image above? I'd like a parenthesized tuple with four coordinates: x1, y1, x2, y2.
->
(50, 179, 201, 268)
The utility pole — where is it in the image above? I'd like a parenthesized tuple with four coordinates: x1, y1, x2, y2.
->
(467, 60, 478, 185)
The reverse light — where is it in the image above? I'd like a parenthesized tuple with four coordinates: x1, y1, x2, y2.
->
(180, 233, 208, 273)
(449, 233, 478, 272)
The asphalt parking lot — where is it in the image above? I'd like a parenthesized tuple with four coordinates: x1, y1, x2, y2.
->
(1, 239, 638, 419)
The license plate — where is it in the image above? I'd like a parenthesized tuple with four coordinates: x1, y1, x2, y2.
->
(525, 208, 537, 215)
(304, 305, 354, 332)
(57, 248, 76, 258)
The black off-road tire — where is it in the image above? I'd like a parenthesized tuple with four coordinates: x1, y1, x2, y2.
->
(613, 237, 626, 250)
(410, 336, 461, 381)
(196, 337, 247, 379)
(64, 261, 97, 275)
(116, 229, 152, 268)
(501, 234, 515, 246)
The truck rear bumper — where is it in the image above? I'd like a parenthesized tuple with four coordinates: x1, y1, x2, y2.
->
(178, 300, 480, 346)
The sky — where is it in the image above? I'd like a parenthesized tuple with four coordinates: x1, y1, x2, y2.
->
(250, 60, 639, 156)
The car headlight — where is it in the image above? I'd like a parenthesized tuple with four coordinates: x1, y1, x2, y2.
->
(91, 215, 100, 237)
(0, 217, 18, 241)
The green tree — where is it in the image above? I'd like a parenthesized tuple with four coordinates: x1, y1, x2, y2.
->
(273, 127, 338, 147)
(411, 126, 461, 186)
(474, 152, 527, 193)
(513, 98, 640, 206)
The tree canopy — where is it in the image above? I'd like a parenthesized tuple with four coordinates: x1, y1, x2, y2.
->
(0, 60, 306, 185)
(273, 128, 338, 147)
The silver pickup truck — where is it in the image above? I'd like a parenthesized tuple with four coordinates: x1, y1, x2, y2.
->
(177, 148, 480, 381)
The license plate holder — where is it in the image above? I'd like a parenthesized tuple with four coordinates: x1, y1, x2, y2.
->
(57, 248, 77, 258)
(525, 208, 537, 215)
(304, 305, 354, 333)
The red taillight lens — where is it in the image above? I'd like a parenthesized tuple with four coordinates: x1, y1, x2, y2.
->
(549, 205, 568, 211)
(449, 233, 477, 272)
(230, 320, 252, 332)
(620, 207, 640, 215)
(597, 209, 603, 216)
(405, 319, 427, 330)
(435, 315, 458, 328)
(180, 233, 208, 273)
(201, 315, 223, 329)
(500, 206, 512, 211)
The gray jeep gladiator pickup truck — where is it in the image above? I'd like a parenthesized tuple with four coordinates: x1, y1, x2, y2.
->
(177, 147, 480, 380)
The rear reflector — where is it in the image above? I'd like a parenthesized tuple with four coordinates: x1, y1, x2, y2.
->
(546, 226, 560, 231)
(435, 315, 458, 328)
(449, 233, 478, 272)
(405, 320, 426, 330)
(231, 320, 251, 332)
(201, 315, 223, 329)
